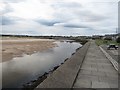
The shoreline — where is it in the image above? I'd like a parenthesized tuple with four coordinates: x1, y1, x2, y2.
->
(22, 46, 81, 89)
(1, 39, 56, 63)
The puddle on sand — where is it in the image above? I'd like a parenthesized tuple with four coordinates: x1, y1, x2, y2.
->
(1, 41, 82, 88)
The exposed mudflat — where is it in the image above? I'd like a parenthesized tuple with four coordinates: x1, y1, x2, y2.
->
(1, 38, 56, 62)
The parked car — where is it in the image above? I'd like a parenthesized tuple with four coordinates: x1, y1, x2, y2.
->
(107, 44, 118, 50)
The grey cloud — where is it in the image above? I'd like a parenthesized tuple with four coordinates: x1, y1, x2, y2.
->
(87, 14, 107, 22)
(0, 16, 14, 25)
(53, 22, 94, 29)
(76, 10, 107, 22)
(52, 2, 82, 8)
(35, 19, 61, 26)
(3, 0, 26, 3)
(2, 3, 14, 14)
(0, 16, 21, 25)
(2, 0, 25, 15)
(53, 3, 107, 22)
(64, 24, 89, 28)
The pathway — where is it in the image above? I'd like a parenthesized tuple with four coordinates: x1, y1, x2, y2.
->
(73, 41, 118, 88)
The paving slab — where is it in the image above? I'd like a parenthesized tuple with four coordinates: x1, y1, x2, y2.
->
(91, 71, 106, 77)
(77, 74, 99, 82)
(74, 79, 91, 88)
(92, 81, 110, 88)
(80, 69, 92, 75)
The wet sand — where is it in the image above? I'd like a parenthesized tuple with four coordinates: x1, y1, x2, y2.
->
(1, 39, 56, 62)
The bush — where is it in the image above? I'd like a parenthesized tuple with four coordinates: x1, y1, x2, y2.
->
(116, 36, 120, 43)
(103, 40, 108, 44)
(74, 39, 88, 45)
(104, 37, 112, 41)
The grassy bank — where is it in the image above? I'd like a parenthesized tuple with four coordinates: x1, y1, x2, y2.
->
(95, 39, 119, 46)
(73, 39, 88, 45)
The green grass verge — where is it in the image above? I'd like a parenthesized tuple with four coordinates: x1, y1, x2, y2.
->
(95, 39, 120, 46)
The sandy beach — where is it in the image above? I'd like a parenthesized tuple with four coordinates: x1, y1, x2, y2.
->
(1, 38, 56, 62)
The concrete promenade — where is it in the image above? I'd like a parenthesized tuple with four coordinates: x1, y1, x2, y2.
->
(73, 41, 118, 88)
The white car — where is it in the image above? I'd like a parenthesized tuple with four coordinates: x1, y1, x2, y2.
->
(107, 44, 118, 50)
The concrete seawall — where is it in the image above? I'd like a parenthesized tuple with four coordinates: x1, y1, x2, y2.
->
(36, 42, 90, 88)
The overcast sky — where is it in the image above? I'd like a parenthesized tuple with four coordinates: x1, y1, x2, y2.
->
(0, 0, 119, 36)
